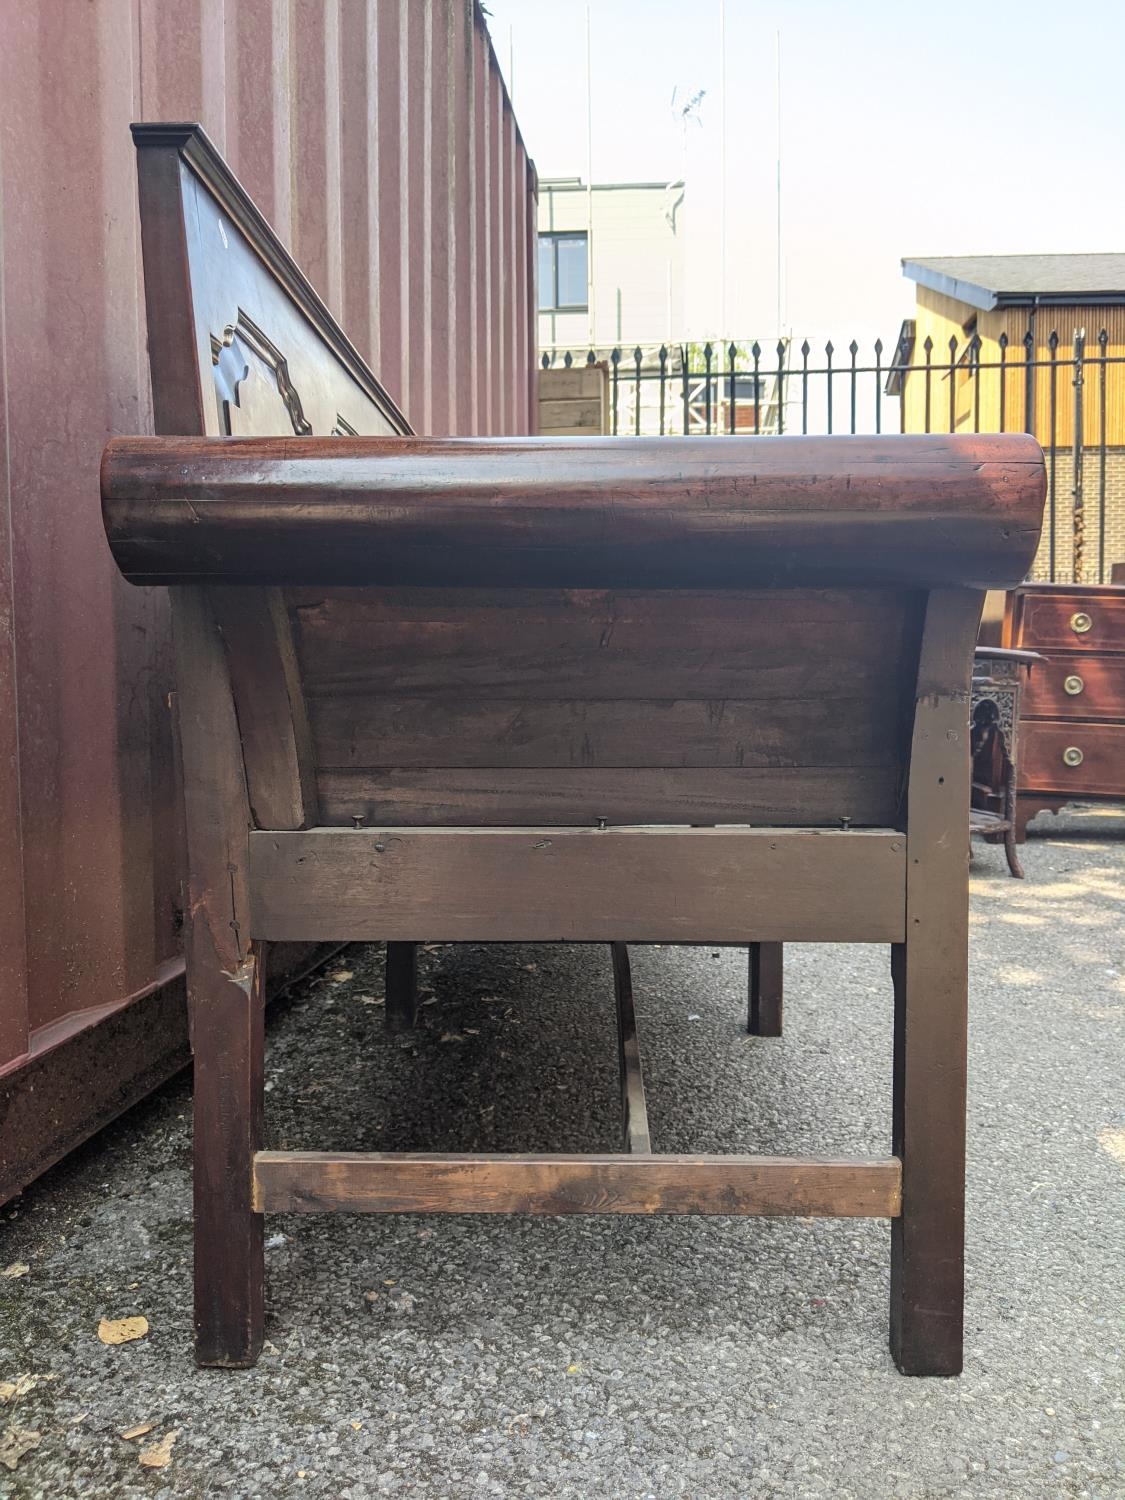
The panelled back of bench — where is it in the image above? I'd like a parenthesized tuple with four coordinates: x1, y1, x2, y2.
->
(293, 584, 920, 827)
(137, 124, 408, 444)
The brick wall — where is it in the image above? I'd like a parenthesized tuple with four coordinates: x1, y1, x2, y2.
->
(1029, 447, 1125, 583)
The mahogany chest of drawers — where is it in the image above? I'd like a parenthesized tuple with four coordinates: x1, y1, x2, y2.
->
(1004, 584, 1125, 836)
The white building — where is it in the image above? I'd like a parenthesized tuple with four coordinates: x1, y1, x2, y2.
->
(537, 177, 685, 355)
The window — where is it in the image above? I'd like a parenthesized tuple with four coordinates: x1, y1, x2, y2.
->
(722, 374, 767, 404)
(538, 232, 588, 312)
(956, 317, 980, 385)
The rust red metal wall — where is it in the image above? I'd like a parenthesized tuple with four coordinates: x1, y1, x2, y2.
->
(0, 0, 536, 1199)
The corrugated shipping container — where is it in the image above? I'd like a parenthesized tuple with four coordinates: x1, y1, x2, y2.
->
(0, 0, 537, 1202)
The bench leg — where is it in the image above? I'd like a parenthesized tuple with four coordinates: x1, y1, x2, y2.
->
(748, 942, 783, 1036)
(1003, 778, 1024, 878)
(385, 941, 419, 1032)
(610, 942, 651, 1153)
(192, 941, 266, 1368)
(889, 939, 966, 1375)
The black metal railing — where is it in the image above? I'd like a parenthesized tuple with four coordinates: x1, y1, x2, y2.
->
(540, 331, 1125, 585)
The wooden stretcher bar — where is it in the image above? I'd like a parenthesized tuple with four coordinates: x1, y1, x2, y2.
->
(252, 1150, 902, 1218)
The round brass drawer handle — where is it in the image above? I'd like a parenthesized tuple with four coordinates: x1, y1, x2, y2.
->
(1063, 746, 1085, 768)
(1069, 610, 1093, 634)
(1063, 674, 1085, 696)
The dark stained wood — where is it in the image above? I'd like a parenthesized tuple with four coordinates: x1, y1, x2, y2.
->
(316, 766, 900, 829)
(1018, 721, 1125, 795)
(252, 1151, 903, 1217)
(309, 692, 900, 770)
(209, 588, 318, 829)
(170, 593, 250, 1004)
(890, 587, 982, 1377)
(299, 585, 912, 827)
(247, 826, 908, 944)
(1015, 586, 1125, 652)
(130, 123, 410, 441)
(133, 144, 208, 436)
(611, 943, 650, 1154)
(170, 587, 264, 1369)
(190, 947, 266, 1369)
(1021, 655, 1125, 720)
(1005, 581, 1125, 828)
(384, 942, 419, 1033)
(748, 943, 784, 1037)
(295, 585, 914, 828)
(969, 647, 1041, 880)
(103, 432, 1046, 589)
(289, 587, 911, 699)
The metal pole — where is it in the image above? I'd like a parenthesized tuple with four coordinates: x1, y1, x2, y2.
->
(719, 0, 727, 339)
(775, 30, 782, 336)
(585, 5, 595, 348)
(1073, 327, 1085, 583)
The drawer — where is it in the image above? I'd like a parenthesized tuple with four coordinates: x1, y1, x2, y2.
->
(1019, 721, 1125, 796)
(1022, 656, 1125, 721)
(1017, 591, 1125, 652)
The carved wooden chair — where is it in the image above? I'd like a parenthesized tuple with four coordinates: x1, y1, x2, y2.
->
(103, 124, 1045, 1375)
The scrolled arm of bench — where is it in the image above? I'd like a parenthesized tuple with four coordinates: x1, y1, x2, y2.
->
(102, 432, 1046, 589)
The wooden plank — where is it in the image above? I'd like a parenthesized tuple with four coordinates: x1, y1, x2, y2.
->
(538, 369, 606, 400)
(102, 433, 1046, 590)
(539, 398, 604, 431)
(289, 587, 913, 701)
(209, 587, 318, 829)
(133, 143, 208, 436)
(610, 943, 650, 1153)
(316, 765, 899, 829)
(248, 826, 907, 943)
(253, 1151, 903, 1217)
(890, 586, 982, 1377)
(308, 693, 901, 770)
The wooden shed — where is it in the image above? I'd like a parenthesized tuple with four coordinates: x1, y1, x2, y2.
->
(894, 255, 1125, 580)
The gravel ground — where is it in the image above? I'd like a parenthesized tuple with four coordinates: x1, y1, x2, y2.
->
(1, 810, 1123, 1499)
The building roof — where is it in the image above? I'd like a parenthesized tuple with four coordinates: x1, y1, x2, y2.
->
(539, 177, 684, 193)
(902, 254, 1125, 312)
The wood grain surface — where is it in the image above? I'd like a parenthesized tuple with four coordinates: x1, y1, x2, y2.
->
(253, 1151, 903, 1217)
(102, 433, 1046, 589)
(248, 825, 907, 943)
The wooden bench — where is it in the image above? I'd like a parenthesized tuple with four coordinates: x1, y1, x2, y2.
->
(103, 124, 1046, 1376)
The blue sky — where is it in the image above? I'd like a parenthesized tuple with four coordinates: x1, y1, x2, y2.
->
(485, 0, 1125, 343)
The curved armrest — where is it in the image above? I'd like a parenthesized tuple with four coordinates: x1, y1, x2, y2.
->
(102, 432, 1046, 590)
